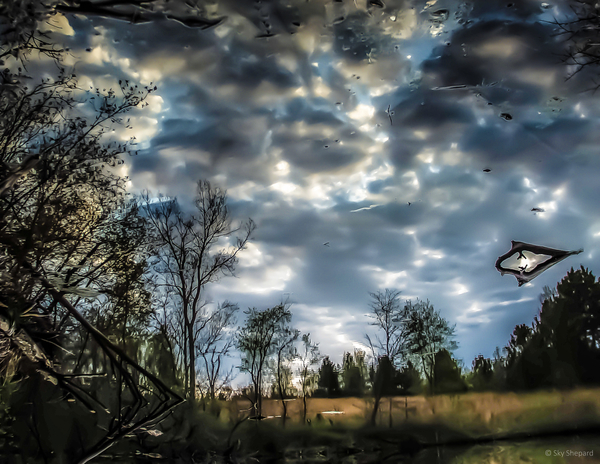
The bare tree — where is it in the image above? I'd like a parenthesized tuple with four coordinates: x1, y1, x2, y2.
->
(365, 289, 407, 366)
(297, 333, 321, 424)
(237, 303, 292, 419)
(143, 181, 255, 399)
(196, 300, 239, 400)
(272, 324, 299, 426)
(545, 0, 600, 87)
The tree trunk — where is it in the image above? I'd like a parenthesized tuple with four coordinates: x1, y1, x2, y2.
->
(254, 379, 261, 418)
(371, 394, 381, 426)
(188, 315, 196, 399)
(280, 391, 287, 426)
(303, 394, 307, 424)
(278, 353, 287, 426)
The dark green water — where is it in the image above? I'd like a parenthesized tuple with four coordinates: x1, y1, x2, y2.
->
(278, 435, 598, 463)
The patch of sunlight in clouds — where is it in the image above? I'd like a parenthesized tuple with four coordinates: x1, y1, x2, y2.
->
(312, 76, 331, 98)
(40, 13, 75, 36)
(473, 37, 525, 60)
(450, 281, 469, 296)
(157, 147, 211, 168)
(457, 297, 535, 326)
(387, 8, 418, 39)
(360, 265, 409, 290)
(227, 264, 294, 295)
(456, 302, 491, 325)
(496, 297, 535, 307)
(274, 160, 290, 176)
(120, 116, 158, 148)
(228, 181, 261, 201)
(401, 171, 420, 191)
(348, 104, 375, 121)
(270, 182, 297, 195)
(238, 243, 265, 268)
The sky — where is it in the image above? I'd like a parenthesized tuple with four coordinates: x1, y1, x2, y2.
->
(39, 0, 600, 371)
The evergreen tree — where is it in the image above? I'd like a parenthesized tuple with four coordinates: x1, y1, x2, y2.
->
(432, 350, 467, 394)
(317, 356, 340, 397)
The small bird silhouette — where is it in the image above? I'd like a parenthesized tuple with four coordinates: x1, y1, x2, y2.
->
(323, 242, 330, 247)
(483, 168, 491, 173)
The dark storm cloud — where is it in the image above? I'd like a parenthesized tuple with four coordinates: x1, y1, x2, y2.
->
(216, 47, 300, 89)
(215, 0, 306, 38)
(271, 133, 364, 173)
(460, 117, 592, 166)
(279, 98, 345, 125)
(420, 20, 560, 88)
(466, 0, 551, 21)
(157, 119, 258, 158)
(396, 91, 476, 128)
(256, 208, 323, 247)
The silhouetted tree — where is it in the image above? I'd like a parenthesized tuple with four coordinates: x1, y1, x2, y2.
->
(500, 267, 600, 390)
(237, 303, 292, 418)
(317, 356, 341, 397)
(397, 360, 422, 395)
(197, 301, 239, 400)
(402, 299, 457, 391)
(297, 334, 321, 423)
(271, 322, 299, 425)
(547, 0, 600, 88)
(432, 349, 467, 394)
(143, 182, 255, 399)
(370, 355, 396, 425)
(366, 289, 407, 365)
(470, 355, 494, 391)
(341, 350, 368, 397)
(539, 266, 600, 385)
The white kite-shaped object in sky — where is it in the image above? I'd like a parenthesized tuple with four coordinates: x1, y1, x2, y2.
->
(495, 241, 583, 287)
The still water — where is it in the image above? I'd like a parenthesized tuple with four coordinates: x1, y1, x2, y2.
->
(281, 436, 598, 464)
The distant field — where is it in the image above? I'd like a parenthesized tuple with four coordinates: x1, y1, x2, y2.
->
(221, 388, 600, 437)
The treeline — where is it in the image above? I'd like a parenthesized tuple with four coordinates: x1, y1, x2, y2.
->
(303, 266, 600, 408)
(469, 266, 600, 392)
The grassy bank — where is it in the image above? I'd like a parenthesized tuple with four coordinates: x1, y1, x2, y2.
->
(104, 388, 600, 463)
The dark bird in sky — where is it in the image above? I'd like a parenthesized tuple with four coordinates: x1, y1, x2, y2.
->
(323, 242, 330, 247)
(531, 207, 545, 212)
(483, 168, 491, 172)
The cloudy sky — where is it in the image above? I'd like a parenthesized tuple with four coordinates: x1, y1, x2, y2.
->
(45, 0, 600, 369)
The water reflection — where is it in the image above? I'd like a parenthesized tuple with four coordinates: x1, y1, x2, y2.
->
(280, 436, 598, 464)
(446, 436, 598, 464)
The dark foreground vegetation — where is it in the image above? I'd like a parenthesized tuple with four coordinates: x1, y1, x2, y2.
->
(1, 1, 600, 462)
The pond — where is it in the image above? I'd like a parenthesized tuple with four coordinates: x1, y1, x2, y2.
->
(3, 0, 600, 462)
(280, 436, 598, 463)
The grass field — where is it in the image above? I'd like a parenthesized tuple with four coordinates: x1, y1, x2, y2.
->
(114, 389, 600, 463)
(222, 387, 600, 438)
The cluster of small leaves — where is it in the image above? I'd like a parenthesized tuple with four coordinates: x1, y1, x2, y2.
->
(0, 65, 158, 357)
(0, 0, 63, 64)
